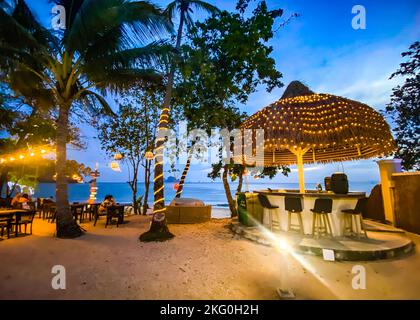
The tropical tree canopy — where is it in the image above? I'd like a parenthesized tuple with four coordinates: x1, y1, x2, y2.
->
(173, 1, 286, 216)
(0, 0, 173, 238)
(140, 0, 219, 242)
(384, 41, 420, 171)
(97, 86, 162, 214)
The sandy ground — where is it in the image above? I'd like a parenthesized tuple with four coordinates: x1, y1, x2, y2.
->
(0, 214, 419, 300)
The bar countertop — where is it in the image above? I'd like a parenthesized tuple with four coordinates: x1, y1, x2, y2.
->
(254, 189, 366, 198)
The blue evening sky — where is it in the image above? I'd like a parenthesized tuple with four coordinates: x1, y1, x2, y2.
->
(25, 0, 420, 185)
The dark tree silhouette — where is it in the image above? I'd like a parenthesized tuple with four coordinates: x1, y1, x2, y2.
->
(385, 41, 420, 170)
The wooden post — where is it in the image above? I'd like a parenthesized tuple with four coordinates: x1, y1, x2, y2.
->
(289, 147, 310, 194)
(297, 151, 305, 194)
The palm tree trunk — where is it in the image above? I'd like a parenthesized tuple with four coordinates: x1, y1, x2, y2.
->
(237, 168, 244, 193)
(143, 160, 150, 215)
(175, 149, 192, 199)
(140, 8, 186, 241)
(131, 163, 139, 214)
(56, 104, 82, 238)
(131, 180, 138, 215)
(222, 164, 238, 218)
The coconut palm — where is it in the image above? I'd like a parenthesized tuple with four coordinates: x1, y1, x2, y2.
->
(0, 0, 172, 238)
(140, 0, 219, 241)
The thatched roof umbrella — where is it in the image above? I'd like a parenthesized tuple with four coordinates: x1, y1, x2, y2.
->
(240, 81, 396, 193)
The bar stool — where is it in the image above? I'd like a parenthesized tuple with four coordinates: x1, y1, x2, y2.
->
(311, 198, 333, 238)
(342, 197, 368, 238)
(285, 196, 304, 234)
(258, 194, 280, 231)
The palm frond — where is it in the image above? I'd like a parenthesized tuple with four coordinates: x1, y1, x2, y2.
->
(189, 0, 220, 15)
(164, 1, 178, 22)
(12, 0, 60, 53)
(0, 43, 51, 73)
(164, 0, 219, 30)
(84, 41, 174, 74)
(66, 0, 172, 55)
(0, 8, 42, 52)
(79, 89, 115, 116)
(90, 67, 163, 94)
(0, 0, 15, 12)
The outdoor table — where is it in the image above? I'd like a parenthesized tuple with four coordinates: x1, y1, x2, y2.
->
(253, 190, 366, 237)
(0, 209, 31, 237)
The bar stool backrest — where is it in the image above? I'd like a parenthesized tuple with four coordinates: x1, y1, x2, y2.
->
(313, 198, 333, 214)
(285, 196, 303, 212)
(354, 197, 368, 214)
(258, 194, 276, 209)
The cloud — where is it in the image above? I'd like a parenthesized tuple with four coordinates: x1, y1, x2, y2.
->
(290, 166, 322, 173)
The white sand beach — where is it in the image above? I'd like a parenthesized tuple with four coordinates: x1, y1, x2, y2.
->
(0, 214, 420, 300)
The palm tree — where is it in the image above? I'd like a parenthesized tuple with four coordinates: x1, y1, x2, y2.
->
(140, 0, 219, 241)
(0, 0, 171, 238)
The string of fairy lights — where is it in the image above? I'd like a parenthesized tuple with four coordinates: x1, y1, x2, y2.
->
(153, 107, 170, 214)
(0, 145, 54, 164)
(240, 93, 396, 166)
(175, 159, 190, 198)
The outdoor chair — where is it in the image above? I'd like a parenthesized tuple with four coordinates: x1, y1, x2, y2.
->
(71, 204, 85, 223)
(258, 193, 280, 231)
(86, 203, 100, 222)
(0, 198, 12, 208)
(93, 207, 107, 226)
(41, 201, 55, 220)
(342, 197, 368, 238)
(14, 211, 36, 236)
(285, 196, 304, 234)
(0, 213, 13, 239)
(47, 204, 57, 223)
(311, 198, 333, 238)
(105, 206, 125, 228)
(36, 198, 43, 218)
(27, 201, 36, 211)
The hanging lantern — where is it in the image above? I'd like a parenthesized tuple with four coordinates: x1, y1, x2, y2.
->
(89, 186, 98, 203)
(173, 183, 179, 191)
(145, 151, 154, 161)
(114, 153, 123, 160)
(243, 169, 248, 176)
(110, 161, 121, 172)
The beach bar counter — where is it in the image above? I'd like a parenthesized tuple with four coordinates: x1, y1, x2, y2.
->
(236, 81, 397, 237)
(245, 189, 366, 237)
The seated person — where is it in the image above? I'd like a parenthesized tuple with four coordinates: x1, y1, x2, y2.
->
(99, 195, 116, 214)
(18, 193, 31, 210)
(11, 192, 22, 208)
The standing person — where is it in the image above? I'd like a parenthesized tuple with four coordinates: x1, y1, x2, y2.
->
(99, 195, 116, 214)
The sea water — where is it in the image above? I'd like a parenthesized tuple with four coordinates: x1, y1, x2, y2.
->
(34, 181, 378, 207)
